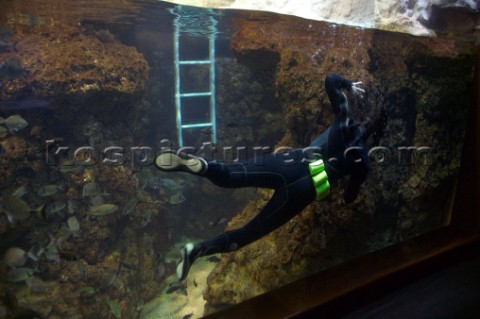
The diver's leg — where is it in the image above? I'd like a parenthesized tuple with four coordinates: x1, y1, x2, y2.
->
(155, 149, 299, 189)
(157, 148, 306, 190)
(207, 177, 315, 251)
(205, 149, 307, 189)
(204, 160, 285, 189)
(176, 176, 315, 280)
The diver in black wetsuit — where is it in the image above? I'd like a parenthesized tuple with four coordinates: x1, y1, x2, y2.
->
(155, 74, 385, 281)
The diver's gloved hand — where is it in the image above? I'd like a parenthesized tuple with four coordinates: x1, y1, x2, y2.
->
(351, 81, 365, 97)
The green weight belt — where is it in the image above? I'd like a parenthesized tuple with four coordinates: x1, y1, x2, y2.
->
(308, 158, 330, 201)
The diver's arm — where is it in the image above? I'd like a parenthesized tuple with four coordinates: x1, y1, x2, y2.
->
(325, 74, 364, 103)
(324, 74, 365, 121)
(325, 74, 352, 116)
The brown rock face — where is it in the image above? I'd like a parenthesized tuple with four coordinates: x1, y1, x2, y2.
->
(0, 27, 149, 123)
(0, 3, 150, 318)
(204, 12, 476, 313)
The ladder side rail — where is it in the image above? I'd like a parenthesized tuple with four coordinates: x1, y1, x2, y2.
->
(209, 16, 217, 145)
(174, 23, 184, 147)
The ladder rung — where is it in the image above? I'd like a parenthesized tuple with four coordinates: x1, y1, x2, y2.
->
(179, 60, 212, 65)
(181, 123, 213, 129)
(179, 92, 212, 97)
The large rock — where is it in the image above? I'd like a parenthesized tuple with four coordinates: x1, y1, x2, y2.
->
(0, 25, 149, 124)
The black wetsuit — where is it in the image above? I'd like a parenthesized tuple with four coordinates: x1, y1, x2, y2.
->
(195, 74, 371, 256)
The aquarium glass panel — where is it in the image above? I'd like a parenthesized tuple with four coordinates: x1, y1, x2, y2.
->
(0, 0, 477, 318)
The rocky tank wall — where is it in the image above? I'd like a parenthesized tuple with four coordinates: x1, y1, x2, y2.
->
(203, 12, 476, 313)
(0, 2, 157, 318)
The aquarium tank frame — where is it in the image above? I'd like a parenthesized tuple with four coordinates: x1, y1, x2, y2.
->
(201, 48, 480, 319)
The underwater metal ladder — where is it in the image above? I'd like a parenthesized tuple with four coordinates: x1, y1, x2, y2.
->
(173, 6, 218, 147)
